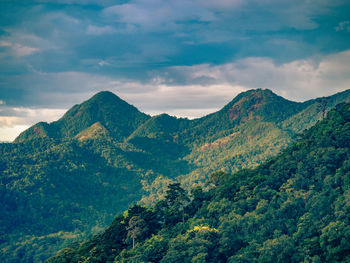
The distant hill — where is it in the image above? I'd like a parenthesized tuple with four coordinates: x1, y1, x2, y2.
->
(1, 88, 350, 262)
(46, 102, 350, 263)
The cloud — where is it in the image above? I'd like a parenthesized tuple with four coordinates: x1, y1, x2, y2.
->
(0, 41, 11, 47)
(103, 1, 215, 33)
(1, 0, 349, 80)
(0, 107, 66, 127)
(2, 49, 350, 111)
(86, 25, 115, 35)
(98, 60, 110, 66)
(13, 43, 38, 56)
(161, 50, 350, 102)
(102, 0, 337, 34)
(0, 125, 29, 142)
(0, 71, 118, 108)
(0, 106, 66, 142)
(335, 21, 350, 32)
(200, 0, 243, 10)
(0, 40, 39, 57)
(113, 81, 246, 116)
(116, 50, 350, 114)
(29, 0, 116, 6)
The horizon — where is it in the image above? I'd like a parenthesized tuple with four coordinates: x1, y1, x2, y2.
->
(1, 1, 350, 141)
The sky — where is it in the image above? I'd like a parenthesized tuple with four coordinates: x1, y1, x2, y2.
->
(0, 0, 350, 141)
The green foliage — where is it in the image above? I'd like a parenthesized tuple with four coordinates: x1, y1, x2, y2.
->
(0, 138, 145, 262)
(3, 89, 350, 262)
(126, 216, 148, 249)
(46, 215, 127, 263)
(49, 102, 350, 263)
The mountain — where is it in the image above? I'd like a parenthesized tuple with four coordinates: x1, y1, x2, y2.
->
(46, 102, 350, 263)
(15, 91, 150, 142)
(189, 88, 305, 140)
(1, 88, 350, 262)
(139, 89, 350, 201)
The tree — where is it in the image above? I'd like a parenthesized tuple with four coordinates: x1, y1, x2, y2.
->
(165, 183, 186, 207)
(206, 171, 227, 187)
(126, 216, 148, 249)
(164, 183, 189, 224)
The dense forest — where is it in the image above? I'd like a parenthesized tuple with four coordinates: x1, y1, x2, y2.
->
(47, 102, 350, 262)
(1, 89, 350, 262)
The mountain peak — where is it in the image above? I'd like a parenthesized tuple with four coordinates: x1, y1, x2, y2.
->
(229, 88, 283, 104)
(53, 91, 150, 139)
(222, 88, 303, 122)
(242, 88, 275, 96)
(93, 90, 115, 97)
(15, 91, 151, 142)
(89, 91, 123, 102)
(82, 91, 132, 110)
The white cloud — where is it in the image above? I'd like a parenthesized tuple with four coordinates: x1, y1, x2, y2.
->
(114, 81, 246, 116)
(0, 107, 66, 127)
(200, 0, 243, 10)
(0, 107, 66, 142)
(13, 43, 39, 56)
(335, 21, 350, 32)
(31, 0, 114, 5)
(102, 0, 335, 34)
(0, 12, 80, 59)
(0, 40, 39, 57)
(98, 60, 110, 66)
(86, 25, 115, 35)
(0, 41, 12, 47)
(0, 125, 30, 142)
(103, 0, 216, 32)
(164, 49, 350, 102)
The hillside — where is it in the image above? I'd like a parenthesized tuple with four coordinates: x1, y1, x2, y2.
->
(1, 89, 350, 262)
(15, 91, 150, 142)
(47, 102, 350, 263)
(138, 89, 350, 203)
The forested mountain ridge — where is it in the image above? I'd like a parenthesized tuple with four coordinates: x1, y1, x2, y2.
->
(15, 91, 151, 143)
(129, 89, 305, 147)
(1, 88, 350, 262)
(47, 102, 350, 263)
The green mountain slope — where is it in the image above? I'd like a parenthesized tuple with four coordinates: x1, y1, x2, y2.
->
(139, 89, 350, 202)
(0, 138, 145, 262)
(1, 88, 350, 262)
(47, 102, 350, 263)
(189, 89, 306, 142)
(15, 91, 150, 142)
